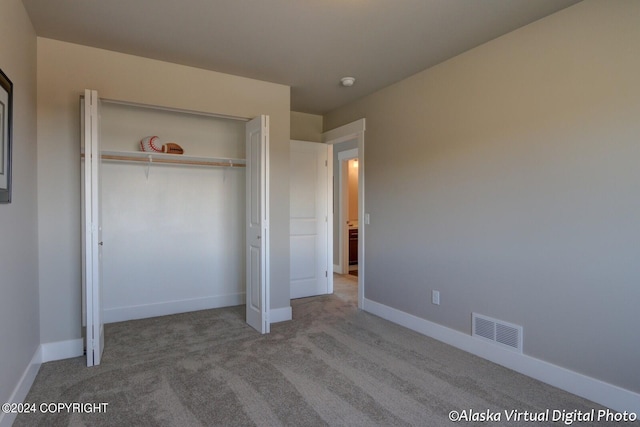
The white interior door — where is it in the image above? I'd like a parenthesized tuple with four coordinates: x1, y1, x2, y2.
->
(82, 89, 104, 366)
(246, 116, 270, 334)
(290, 140, 330, 299)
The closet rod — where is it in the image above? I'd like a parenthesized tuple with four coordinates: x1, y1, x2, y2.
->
(82, 153, 246, 168)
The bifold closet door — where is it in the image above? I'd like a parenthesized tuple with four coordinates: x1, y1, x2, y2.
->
(82, 89, 105, 367)
(246, 115, 270, 334)
(82, 90, 271, 362)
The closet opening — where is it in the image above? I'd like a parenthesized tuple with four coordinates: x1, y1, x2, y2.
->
(82, 90, 269, 367)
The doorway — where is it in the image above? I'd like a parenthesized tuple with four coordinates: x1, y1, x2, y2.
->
(346, 158, 359, 278)
(323, 119, 365, 309)
(337, 148, 359, 277)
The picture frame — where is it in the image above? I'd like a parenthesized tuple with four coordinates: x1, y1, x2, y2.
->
(0, 68, 13, 203)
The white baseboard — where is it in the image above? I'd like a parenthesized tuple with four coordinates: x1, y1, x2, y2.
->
(41, 338, 84, 362)
(363, 298, 640, 414)
(270, 306, 292, 323)
(103, 293, 245, 323)
(0, 347, 42, 427)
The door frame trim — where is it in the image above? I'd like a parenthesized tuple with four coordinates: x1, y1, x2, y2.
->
(323, 119, 366, 309)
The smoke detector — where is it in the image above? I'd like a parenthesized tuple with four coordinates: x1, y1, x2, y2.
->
(340, 77, 356, 87)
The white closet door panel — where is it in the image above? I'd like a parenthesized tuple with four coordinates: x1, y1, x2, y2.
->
(82, 89, 104, 367)
(246, 116, 269, 334)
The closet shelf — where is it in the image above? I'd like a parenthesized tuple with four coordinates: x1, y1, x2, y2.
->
(97, 150, 246, 168)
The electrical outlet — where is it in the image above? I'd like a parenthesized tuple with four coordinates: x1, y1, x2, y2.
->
(432, 290, 440, 305)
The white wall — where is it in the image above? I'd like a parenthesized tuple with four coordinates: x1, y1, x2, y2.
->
(37, 38, 290, 346)
(102, 162, 246, 322)
(325, 0, 640, 396)
(0, 0, 39, 412)
(99, 102, 247, 322)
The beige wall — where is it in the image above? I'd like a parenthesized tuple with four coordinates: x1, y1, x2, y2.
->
(325, 0, 640, 393)
(0, 0, 39, 405)
(291, 111, 323, 142)
(37, 38, 290, 344)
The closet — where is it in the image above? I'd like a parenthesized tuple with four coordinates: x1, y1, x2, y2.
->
(81, 90, 269, 367)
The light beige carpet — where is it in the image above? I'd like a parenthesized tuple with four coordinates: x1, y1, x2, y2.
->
(15, 275, 633, 426)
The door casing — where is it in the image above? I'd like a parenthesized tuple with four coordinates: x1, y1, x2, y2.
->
(323, 119, 366, 308)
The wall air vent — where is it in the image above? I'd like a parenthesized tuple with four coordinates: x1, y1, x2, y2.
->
(472, 313, 523, 353)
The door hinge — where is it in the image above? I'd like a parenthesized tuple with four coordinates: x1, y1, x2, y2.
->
(325, 160, 328, 167)
(325, 271, 328, 277)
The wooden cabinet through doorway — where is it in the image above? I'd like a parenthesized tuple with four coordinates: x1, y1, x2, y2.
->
(349, 228, 358, 265)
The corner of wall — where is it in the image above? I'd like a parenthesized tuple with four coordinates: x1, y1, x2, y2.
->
(0, 346, 42, 427)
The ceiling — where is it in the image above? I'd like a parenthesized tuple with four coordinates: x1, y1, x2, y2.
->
(22, 0, 580, 114)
